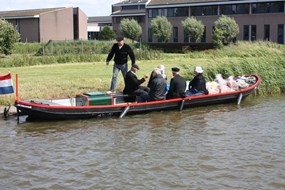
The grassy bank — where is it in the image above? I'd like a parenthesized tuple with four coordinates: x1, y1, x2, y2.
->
(0, 41, 284, 105)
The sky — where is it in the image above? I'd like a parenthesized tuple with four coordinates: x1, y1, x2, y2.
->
(0, 0, 121, 17)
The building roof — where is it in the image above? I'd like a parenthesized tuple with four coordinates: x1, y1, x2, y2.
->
(147, 0, 285, 7)
(112, 9, 146, 16)
(148, 0, 222, 6)
(88, 16, 112, 23)
(0, 7, 65, 19)
(113, 0, 149, 6)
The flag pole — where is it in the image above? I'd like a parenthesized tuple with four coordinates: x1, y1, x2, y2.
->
(15, 73, 20, 123)
(16, 73, 19, 101)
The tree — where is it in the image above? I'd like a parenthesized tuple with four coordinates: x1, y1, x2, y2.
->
(0, 19, 20, 55)
(98, 26, 115, 41)
(119, 18, 142, 42)
(212, 27, 224, 49)
(150, 16, 172, 42)
(182, 17, 204, 42)
(213, 15, 239, 47)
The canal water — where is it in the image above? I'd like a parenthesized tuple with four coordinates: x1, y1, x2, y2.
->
(0, 95, 285, 190)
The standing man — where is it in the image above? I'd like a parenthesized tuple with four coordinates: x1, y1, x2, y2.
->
(106, 36, 135, 92)
(166, 67, 186, 99)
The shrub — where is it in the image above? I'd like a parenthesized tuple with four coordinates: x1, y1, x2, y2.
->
(182, 17, 204, 42)
(0, 19, 21, 55)
(98, 27, 115, 41)
(213, 15, 239, 48)
(120, 18, 142, 42)
(150, 16, 172, 42)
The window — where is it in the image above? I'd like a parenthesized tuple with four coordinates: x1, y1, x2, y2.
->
(175, 7, 189, 17)
(161, 9, 167, 17)
(251, 25, 256, 41)
(191, 6, 218, 16)
(220, 4, 250, 15)
(252, 2, 284, 14)
(264, 25, 270, 41)
(139, 5, 145, 10)
(167, 7, 188, 17)
(122, 5, 140, 10)
(244, 25, 250, 41)
(167, 8, 174, 17)
(149, 9, 159, 18)
(243, 25, 256, 41)
(173, 27, 178, 42)
(278, 24, 284, 44)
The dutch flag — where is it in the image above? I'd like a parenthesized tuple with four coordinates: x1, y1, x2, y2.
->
(0, 73, 14, 95)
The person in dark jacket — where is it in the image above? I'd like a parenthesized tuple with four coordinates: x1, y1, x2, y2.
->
(123, 64, 149, 102)
(106, 36, 135, 92)
(147, 64, 167, 88)
(141, 68, 166, 102)
(186, 66, 209, 96)
(166, 67, 186, 99)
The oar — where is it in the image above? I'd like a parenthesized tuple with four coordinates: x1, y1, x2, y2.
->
(179, 99, 185, 111)
(119, 105, 130, 119)
(237, 93, 243, 105)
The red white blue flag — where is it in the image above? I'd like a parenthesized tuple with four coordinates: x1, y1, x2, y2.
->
(0, 73, 14, 94)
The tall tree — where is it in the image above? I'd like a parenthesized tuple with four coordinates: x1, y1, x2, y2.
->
(213, 15, 239, 47)
(150, 16, 172, 42)
(0, 19, 20, 55)
(182, 17, 204, 42)
(120, 18, 142, 42)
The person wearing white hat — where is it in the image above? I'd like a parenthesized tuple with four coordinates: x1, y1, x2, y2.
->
(186, 66, 209, 96)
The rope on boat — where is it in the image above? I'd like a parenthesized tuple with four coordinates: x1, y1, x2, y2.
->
(119, 106, 130, 119)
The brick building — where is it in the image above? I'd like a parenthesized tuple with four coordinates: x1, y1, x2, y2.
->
(111, 0, 285, 44)
(0, 7, 88, 42)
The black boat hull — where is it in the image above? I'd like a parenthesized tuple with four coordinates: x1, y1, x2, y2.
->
(15, 85, 258, 121)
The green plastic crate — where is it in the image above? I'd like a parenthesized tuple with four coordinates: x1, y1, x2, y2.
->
(76, 92, 112, 106)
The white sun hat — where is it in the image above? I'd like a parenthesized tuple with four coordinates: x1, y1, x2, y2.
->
(195, 66, 203, 73)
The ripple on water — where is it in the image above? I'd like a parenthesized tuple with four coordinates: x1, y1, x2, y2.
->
(0, 96, 285, 189)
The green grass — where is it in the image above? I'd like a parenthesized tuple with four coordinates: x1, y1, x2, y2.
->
(0, 41, 285, 106)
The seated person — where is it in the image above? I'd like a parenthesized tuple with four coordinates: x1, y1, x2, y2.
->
(186, 66, 209, 96)
(147, 64, 167, 88)
(166, 67, 186, 99)
(157, 64, 167, 80)
(141, 68, 166, 102)
(123, 64, 149, 102)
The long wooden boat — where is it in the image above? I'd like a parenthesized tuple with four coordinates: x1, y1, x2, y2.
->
(15, 74, 260, 121)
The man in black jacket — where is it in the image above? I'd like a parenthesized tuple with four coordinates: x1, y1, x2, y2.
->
(186, 66, 209, 96)
(106, 36, 135, 92)
(166, 67, 186, 99)
(123, 64, 149, 102)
